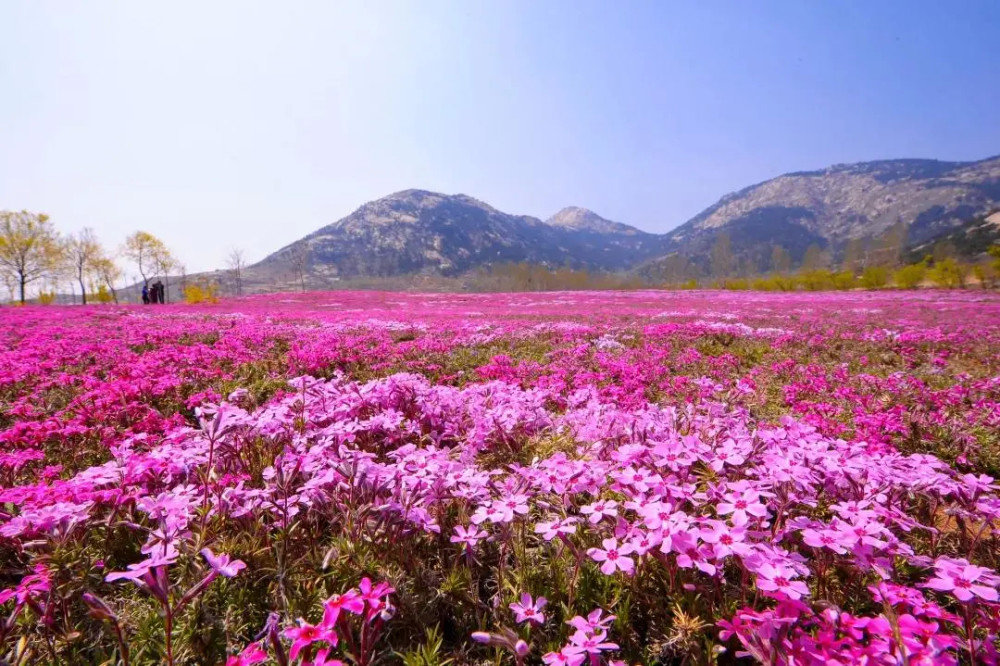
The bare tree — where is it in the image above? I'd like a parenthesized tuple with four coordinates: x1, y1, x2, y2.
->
(288, 244, 310, 292)
(227, 247, 246, 296)
(67, 228, 105, 305)
(153, 253, 178, 304)
(710, 232, 734, 278)
(93, 257, 122, 303)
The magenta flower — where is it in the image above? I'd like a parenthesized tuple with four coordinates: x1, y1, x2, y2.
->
(924, 561, 999, 602)
(322, 589, 365, 627)
(564, 629, 619, 656)
(800, 527, 850, 555)
(587, 538, 635, 575)
(580, 500, 618, 525)
(450, 524, 487, 549)
(284, 619, 338, 661)
(542, 650, 585, 666)
(225, 642, 268, 666)
(716, 489, 767, 526)
(509, 592, 547, 625)
(755, 563, 810, 600)
(566, 608, 617, 634)
(201, 548, 246, 578)
(534, 516, 578, 541)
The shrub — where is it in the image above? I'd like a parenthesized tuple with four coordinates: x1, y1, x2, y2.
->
(183, 283, 219, 304)
(797, 269, 834, 291)
(37, 290, 56, 305)
(927, 258, 968, 289)
(831, 271, 857, 290)
(95, 284, 115, 303)
(859, 266, 888, 290)
(893, 263, 926, 289)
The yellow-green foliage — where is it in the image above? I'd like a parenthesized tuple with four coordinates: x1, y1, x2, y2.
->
(972, 263, 998, 289)
(183, 283, 219, 304)
(859, 266, 889, 290)
(831, 270, 858, 290)
(927, 258, 968, 288)
(95, 284, 115, 303)
(797, 269, 834, 291)
(893, 263, 926, 289)
(722, 278, 750, 290)
(37, 290, 56, 305)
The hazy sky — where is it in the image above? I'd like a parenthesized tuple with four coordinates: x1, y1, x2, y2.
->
(2, 2, 999, 273)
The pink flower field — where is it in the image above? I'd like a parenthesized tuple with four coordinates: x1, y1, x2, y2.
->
(2, 290, 1000, 665)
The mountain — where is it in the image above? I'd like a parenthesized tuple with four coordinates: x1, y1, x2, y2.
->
(642, 155, 1000, 276)
(545, 206, 643, 235)
(905, 211, 1000, 263)
(239, 155, 1000, 289)
(253, 190, 667, 281)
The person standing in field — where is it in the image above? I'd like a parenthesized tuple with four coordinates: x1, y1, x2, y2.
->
(141, 283, 150, 304)
(153, 280, 165, 304)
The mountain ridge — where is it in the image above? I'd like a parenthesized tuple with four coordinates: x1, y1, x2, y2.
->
(245, 154, 1000, 286)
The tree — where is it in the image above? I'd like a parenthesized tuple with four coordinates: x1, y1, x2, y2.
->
(153, 252, 178, 303)
(227, 247, 246, 296)
(710, 233, 734, 278)
(859, 266, 889, 289)
(92, 257, 122, 303)
(67, 228, 105, 305)
(893, 262, 926, 289)
(801, 244, 826, 271)
(842, 237, 866, 273)
(927, 258, 967, 288)
(872, 221, 908, 267)
(770, 245, 792, 274)
(0, 211, 65, 304)
(288, 244, 311, 292)
(122, 231, 172, 287)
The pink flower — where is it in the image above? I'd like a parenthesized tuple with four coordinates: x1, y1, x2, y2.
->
(580, 500, 618, 525)
(566, 608, 616, 634)
(700, 520, 750, 559)
(755, 563, 810, 600)
(226, 642, 268, 666)
(284, 620, 338, 661)
(493, 493, 530, 523)
(322, 589, 365, 627)
(564, 629, 619, 655)
(800, 527, 850, 555)
(450, 524, 487, 549)
(588, 538, 635, 575)
(201, 548, 246, 578)
(716, 489, 767, 526)
(924, 561, 999, 602)
(509, 592, 547, 625)
(542, 650, 585, 666)
(306, 647, 345, 666)
(534, 516, 577, 541)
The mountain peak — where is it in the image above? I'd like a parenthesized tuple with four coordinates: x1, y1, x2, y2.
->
(545, 206, 643, 235)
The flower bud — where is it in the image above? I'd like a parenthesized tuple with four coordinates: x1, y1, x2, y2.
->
(514, 640, 529, 657)
(380, 604, 396, 621)
(82, 592, 117, 621)
(471, 631, 493, 644)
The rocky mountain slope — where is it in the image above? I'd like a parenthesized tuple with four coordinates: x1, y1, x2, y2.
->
(253, 190, 667, 281)
(243, 155, 1000, 287)
(642, 155, 1000, 274)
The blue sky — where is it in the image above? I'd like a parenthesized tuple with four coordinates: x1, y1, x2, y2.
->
(1, 1, 998, 274)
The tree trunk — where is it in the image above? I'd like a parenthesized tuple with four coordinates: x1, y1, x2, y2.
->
(79, 277, 87, 305)
(19, 273, 25, 305)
